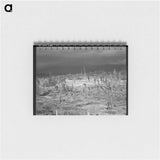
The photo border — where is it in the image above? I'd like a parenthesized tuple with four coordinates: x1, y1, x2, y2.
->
(33, 42, 128, 115)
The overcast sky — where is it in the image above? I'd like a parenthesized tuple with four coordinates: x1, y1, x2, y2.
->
(36, 47, 126, 69)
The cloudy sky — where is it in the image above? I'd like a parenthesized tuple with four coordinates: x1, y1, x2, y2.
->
(36, 47, 126, 74)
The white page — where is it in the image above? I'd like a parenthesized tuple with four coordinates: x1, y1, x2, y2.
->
(1, 1, 159, 159)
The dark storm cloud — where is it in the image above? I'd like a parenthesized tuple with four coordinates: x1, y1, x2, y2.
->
(36, 47, 126, 74)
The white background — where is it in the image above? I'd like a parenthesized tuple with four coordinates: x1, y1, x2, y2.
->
(0, 1, 159, 159)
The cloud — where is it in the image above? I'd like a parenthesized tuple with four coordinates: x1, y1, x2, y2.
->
(36, 48, 126, 70)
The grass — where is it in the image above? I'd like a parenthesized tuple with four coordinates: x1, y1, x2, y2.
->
(36, 70, 126, 115)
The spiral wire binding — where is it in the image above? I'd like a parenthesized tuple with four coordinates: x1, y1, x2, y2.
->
(34, 41, 127, 48)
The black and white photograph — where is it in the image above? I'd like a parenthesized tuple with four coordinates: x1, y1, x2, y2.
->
(1, 1, 159, 159)
(34, 42, 128, 115)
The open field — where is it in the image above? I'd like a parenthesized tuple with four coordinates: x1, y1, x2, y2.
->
(36, 70, 127, 115)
